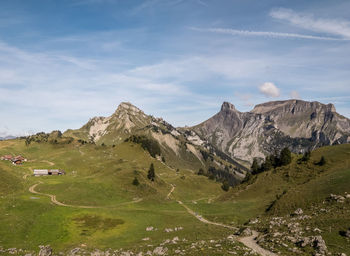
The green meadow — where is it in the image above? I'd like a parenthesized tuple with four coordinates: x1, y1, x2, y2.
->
(0, 139, 349, 255)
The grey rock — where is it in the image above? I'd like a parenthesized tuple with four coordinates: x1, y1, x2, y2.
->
(294, 208, 303, 215)
(190, 100, 350, 163)
(241, 227, 253, 237)
(153, 246, 168, 255)
(38, 245, 52, 256)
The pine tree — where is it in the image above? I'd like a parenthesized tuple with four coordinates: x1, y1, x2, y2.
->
(147, 163, 155, 181)
(197, 168, 205, 175)
(318, 156, 326, 166)
(301, 151, 311, 162)
(279, 147, 292, 166)
(132, 177, 139, 186)
(251, 158, 259, 174)
(221, 180, 230, 191)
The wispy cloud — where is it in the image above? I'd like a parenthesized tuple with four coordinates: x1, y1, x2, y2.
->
(190, 27, 348, 41)
(270, 8, 350, 39)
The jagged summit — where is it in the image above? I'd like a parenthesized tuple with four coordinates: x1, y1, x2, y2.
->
(251, 99, 336, 114)
(221, 102, 237, 112)
(191, 99, 350, 162)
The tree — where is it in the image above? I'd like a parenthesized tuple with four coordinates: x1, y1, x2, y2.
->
(197, 168, 205, 175)
(132, 177, 139, 186)
(147, 163, 155, 181)
(301, 151, 311, 162)
(221, 180, 230, 191)
(318, 156, 326, 166)
(251, 158, 259, 174)
(261, 156, 273, 171)
(279, 147, 292, 166)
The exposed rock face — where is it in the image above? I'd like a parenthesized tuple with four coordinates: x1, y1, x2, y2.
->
(191, 100, 350, 163)
(38, 245, 52, 256)
(63, 102, 248, 180)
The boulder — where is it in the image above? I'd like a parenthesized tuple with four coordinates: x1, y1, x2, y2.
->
(241, 227, 253, 237)
(38, 245, 52, 256)
(153, 247, 168, 255)
(312, 236, 328, 255)
(293, 208, 303, 215)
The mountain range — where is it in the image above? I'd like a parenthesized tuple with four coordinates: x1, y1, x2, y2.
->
(64, 100, 350, 165)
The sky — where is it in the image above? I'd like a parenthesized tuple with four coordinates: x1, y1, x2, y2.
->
(0, 0, 350, 136)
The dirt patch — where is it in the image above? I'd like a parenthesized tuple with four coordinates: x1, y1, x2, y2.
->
(73, 214, 124, 236)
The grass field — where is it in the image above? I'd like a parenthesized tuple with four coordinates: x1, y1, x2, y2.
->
(0, 139, 349, 255)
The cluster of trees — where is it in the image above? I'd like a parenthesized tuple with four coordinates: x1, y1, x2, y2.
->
(125, 135, 161, 158)
(251, 147, 292, 174)
(132, 163, 156, 186)
(198, 166, 238, 191)
(25, 131, 74, 146)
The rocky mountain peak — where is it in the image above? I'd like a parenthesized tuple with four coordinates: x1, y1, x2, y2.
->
(251, 99, 336, 114)
(221, 102, 237, 112)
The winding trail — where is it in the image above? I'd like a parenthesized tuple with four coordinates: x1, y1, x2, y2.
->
(167, 184, 175, 199)
(28, 182, 142, 209)
(173, 186, 276, 256)
(238, 231, 277, 256)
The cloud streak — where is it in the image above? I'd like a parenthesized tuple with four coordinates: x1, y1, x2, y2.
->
(270, 8, 350, 39)
(190, 27, 348, 41)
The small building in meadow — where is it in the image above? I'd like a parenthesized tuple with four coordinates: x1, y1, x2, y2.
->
(34, 169, 49, 176)
(33, 169, 65, 176)
(1, 155, 13, 161)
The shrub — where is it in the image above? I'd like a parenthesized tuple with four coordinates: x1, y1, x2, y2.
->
(221, 180, 230, 191)
(132, 177, 140, 186)
(318, 156, 326, 166)
(147, 163, 155, 181)
(197, 168, 205, 175)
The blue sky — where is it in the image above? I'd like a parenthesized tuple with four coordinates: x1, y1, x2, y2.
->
(0, 0, 349, 136)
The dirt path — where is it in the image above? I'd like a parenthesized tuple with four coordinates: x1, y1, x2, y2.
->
(28, 182, 142, 209)
(176, 196, 276, 256)
(167, 184, 175, 199)
(238, 231, 277, 256)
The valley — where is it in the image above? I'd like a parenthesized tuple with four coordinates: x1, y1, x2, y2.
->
(0, 100, 349, 255)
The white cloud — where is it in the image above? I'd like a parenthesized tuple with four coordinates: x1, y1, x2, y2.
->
(259, 82, 280, 98)
(290, 90, 301, 99)
(190, 27, 347, 41)
(270, 8, 350, 39)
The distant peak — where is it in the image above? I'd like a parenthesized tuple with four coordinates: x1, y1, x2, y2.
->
(114, 102, 146, 117)
(221, 102, 236, 112)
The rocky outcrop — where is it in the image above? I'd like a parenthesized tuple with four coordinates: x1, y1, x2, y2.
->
(38, 245, 52, 256)
(190, 100, 350, 163)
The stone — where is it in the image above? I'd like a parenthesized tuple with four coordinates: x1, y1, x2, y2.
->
(241, 227, 253, 237)
(153, 247, 168, 255)
(38, 245, 52, 256)
(294, 208, 303, 215)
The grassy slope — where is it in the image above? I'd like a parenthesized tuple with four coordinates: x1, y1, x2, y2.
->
(215, 143, 350, 254)
(0, 139, 230, 253)
(0, 139, 349, 254)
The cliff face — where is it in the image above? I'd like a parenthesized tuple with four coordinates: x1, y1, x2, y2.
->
(190, 100, 350, 163)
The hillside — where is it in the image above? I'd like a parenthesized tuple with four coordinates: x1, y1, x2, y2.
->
(64, 102, 247, 182)
(189, 100, 350, 163)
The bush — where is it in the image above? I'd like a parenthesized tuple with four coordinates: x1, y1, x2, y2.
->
(279, 147, 292, 166)
(132, 177, 139, 186)
(251, 158, 259, 174)
(147, 163, 155, 181)
(197, 168, 205, 175)
(221, 180, 230, 191)
(318, 156, 326, 166)
(301, 151, 311, 162)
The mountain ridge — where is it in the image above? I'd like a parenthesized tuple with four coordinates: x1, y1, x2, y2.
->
(190, 99, 350, 163)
